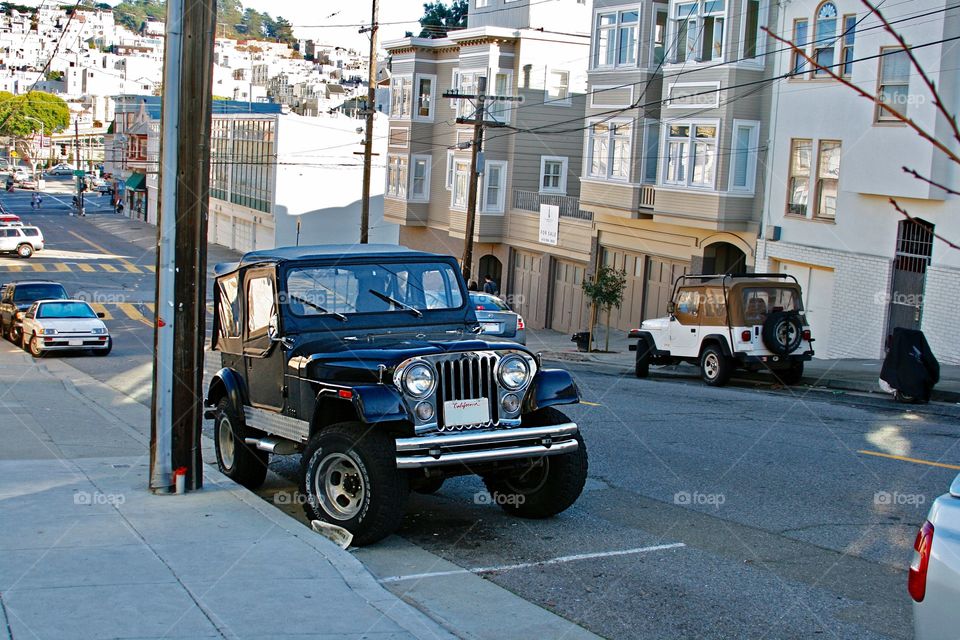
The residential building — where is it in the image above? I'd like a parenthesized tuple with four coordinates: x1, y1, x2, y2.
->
(756, 0, 960, 363)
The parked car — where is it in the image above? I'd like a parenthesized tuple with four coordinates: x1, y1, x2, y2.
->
(470, 292, 526, 344)
(628, 273, 815, 386)
(46, 163, 76, 176)
(20, 299, 111, 357)
(0, 213, 21, 226)
(0, 280, 69, 345)
(204, 245, 587, 545)
(911, 473, 960, 639)
(15, 177, 38, 190)
(94, 182, 114, 195)
(0, 225, 44, 258)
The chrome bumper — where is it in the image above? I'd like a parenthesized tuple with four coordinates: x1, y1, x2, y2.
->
(395, 423, 579, 469)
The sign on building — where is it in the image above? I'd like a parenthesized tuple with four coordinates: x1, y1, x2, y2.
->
(539, 204, 559, 246)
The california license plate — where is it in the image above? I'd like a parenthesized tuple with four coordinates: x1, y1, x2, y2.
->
(68, 339, 82, 346)
(481, 322, 500, 333)
(443, 398, 490, 427)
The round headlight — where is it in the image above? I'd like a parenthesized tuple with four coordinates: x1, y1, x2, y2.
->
(498, 356, 530, 390)
(403, 362, 435, 398)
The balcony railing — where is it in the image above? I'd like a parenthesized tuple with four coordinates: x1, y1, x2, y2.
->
(639, 184, 656, 209)
(512, 190, 593, 221)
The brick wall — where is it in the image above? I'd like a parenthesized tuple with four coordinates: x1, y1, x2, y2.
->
(920, 265, 960, 365)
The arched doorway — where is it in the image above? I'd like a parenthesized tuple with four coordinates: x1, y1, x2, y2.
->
(702, 242, 747, 274)
(479, 254, 502, 291)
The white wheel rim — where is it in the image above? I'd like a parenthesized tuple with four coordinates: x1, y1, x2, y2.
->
(314, 452, 365, 521)
(218, 416, 236, 469)
(704, 353, 719, 379)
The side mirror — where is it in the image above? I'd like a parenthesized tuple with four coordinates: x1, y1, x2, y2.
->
(96, 312, 105, 319)
(667, 302, 676, 315)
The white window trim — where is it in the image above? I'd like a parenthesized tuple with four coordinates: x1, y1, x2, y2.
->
(641, 119, 660, 184)
(449, 68, 460, 109)
(409, 154, 432, 201)
(481, 160, 508, 214)
(545, 69, 571, 106)
(591, 7, 643, 70)
(385, 153, 409, 200)
(585, 117, 635, 183)
(727, 119, 760, 194)
(539, 156, 569, 194)
(487, 69, 514, 125)
(389, 74, 412, 120)
(450, 159, 471, 211)
(667, 0, 730, 67)
(650, 6, 669, 69)
(445, 150, 456, 190)
(736, 0, 768, 66)
(413, 73, 437, 123)
(659, 118, 721, 191)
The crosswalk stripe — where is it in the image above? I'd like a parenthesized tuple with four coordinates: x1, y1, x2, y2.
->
(123, 264, 143, 273)
(89, 303, 114, 320)
(77, 264, 96, 273)
(29, 263, 46, 272)
(100, 264, 120, 273)
(144, 265, 156, 273)
(118, 303, 152, 326)
(52, 263, 72, 272)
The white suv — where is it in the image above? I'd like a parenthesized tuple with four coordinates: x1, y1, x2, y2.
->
(0, 225, 44, 258)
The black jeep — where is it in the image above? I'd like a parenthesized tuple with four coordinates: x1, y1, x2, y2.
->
(205, 245, 587, 545)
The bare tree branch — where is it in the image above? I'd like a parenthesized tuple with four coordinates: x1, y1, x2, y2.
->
(890, 198, 960, 250)
(902, 166, 960, 197)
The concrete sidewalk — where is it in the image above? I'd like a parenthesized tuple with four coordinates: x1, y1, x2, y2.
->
(0, 346, 453, 640)
(526, 327, 960, 404)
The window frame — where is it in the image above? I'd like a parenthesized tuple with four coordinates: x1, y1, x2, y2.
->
(545, 69, 571, 106)
(539, 155, 569, 194)
(586, 118, 634, 182)
(791, 18, 809, 77)
(482, 160, 508, 214)
(727, 119, 760, 194)
(840, 13, 856, 76)
(813, 139, 841, 221)
(413, 73, 436, 122)
(785, 138, 812, 217)
(812, 1, 838, 78)
(409, 154, 432, 201)
(593, 7, 642, 69)
(660, 119, 720, 190)
(875, 47, 910, 123)
(389, 74, 412, 119)
(385, 154, 409, 200)
(739, 0, 766, 63)
(670, 0, 729, 65)
(450, 159, 471, 211)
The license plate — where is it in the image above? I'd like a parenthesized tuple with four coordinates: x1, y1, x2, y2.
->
(68, 339, 82, 346)
(481, 322, 500, 333)
(443, 398, 490, 427)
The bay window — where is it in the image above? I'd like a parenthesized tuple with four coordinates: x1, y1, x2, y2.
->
(663, 122, 717, 188)
(390, 76, 412, 118)
(482, 161, 507, 213)
(742, 0, 761, 60)
(587, 120, 632, 181)
(595, 10, 639, 67)
(386, 155, 408, 199)
(595, 13, 617, 67)
(673, 0, 726, 63)
(410, 155, 431, 201)
(415, 75, 435, 120)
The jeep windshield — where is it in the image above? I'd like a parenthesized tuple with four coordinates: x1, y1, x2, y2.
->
(285, 262, 465, 318)
(742, 287, 802, 324)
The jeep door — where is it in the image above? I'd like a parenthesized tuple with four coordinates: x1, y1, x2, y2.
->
(667, 288, 702, 354)
(242, 269, 286, 411)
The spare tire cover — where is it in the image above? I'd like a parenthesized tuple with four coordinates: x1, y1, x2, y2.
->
(762, 311, 803, 355)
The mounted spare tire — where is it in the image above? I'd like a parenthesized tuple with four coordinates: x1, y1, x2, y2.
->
(762, 311, 803, 355)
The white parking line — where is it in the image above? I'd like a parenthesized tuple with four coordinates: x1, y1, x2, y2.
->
(378, 542, 686, 583)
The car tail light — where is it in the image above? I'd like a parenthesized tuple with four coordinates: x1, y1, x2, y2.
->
(517, 316, 525, 330)
(741, 330, 751, 342)
(803, 330, 812, 341)
(909, 520, 934, 602)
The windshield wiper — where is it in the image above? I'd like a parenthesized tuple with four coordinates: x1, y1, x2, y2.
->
(290, 295, 347, 322)
(368, 289, 423, 318)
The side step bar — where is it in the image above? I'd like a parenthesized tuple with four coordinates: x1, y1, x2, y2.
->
(243, 436, 302, 455)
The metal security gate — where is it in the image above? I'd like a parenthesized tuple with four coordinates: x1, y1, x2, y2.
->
(886, 218, 934, 335)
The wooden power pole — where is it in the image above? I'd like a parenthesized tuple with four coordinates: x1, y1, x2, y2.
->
(359, 0, 379, 244)
(149, 0, 218, 493)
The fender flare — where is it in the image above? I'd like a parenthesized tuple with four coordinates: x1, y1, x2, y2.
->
(205, 367, 248, 412)
(700, 334, 733, 358)
(523, 368, 580, 414)
(350, 384, 409, 424)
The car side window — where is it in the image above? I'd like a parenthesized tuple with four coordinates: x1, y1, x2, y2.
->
(24, 304, 36, 320)
(218, 275, 241, 338)
(247, 276, 275, 336)
(674, 290, 700, 325)
(21, 228, 38, 237)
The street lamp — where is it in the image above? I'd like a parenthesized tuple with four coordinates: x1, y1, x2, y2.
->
(21, 115, 44, 179)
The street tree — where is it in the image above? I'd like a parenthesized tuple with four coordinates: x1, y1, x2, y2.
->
(582, 266, 628, 353)
(0, 91, 71, 172)
(416, 1, 468, 39)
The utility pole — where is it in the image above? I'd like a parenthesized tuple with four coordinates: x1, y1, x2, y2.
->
(74, 120, 83, 215)
(444, 78, 520, 282)
(149, 0, 218, 493)
(359, 0, 378, 244)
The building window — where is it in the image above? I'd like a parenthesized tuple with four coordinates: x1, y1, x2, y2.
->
(841, 14, 856, 75)
(451, 160, 470, 210)
(791, 19, 808, 75)
(877, 48, 910, 121)
(618, 10, 639, 65)
(653, 8, 668, 64)
(643, 121, 660, 183)
(786, 139, 811, 216)
(390, 76, 412, 118)
(449, 68, 460, 108)
(814, 141, 841, 220)
(673, 0, 726, 64)
(476, 0, 490, 7)
(415, 75, 435, 120)
(445, 151, 456, 190)
(483, 161, 507, 213)
(410, 155, 431, 201)
(595, 13, 616, 67)
(386, 155, 408, 199)
(742, 0, 761, 60)
(813, 2, 837, 77)
(540, 156, 568, 193)
(487, 71, 513, 123)
(663, 122, 717, 188)
(546, 70, 570, 104)
(587, 120, 632, 181)
(729, 120, 759, 193)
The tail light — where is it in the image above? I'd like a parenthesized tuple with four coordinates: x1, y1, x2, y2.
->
(802, 330, 812, 341)
(909, 520, 934, 602)
(517, 316, 525, 330)
(741, 330, 751, 342)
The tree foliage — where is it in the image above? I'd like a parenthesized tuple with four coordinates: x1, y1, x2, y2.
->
(582, 266, 628, 352)
(417, 0, 468, 39)
(111, 0, 296, 45)
(0, 91, 70, 138)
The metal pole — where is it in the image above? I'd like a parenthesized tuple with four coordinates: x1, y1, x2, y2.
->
(359, 0, 378, 244)
(462, 76, 486, 283)
(74, 120, 81, 211)
(149, 0, 217, 493)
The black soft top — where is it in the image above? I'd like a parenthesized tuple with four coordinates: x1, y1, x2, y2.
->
(214, 244, 447, 277)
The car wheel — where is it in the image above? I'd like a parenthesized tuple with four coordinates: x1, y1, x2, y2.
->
(635, 339, 652, 378)
(214, 398, 269, 489)
(93, 337, 112, 356)
(300, 423, 408, 546)
(9, 324, 21, 345)
(484, 407, 587, 519)
(700, 345, 733, 386)
(28, 334, 44, 358)
(16, 244, 33, 259)
(775, 362, 804, 386)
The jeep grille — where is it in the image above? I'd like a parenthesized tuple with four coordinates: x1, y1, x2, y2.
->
(435, 354, 499, 432)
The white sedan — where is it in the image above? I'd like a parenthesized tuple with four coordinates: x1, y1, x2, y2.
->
(912, 473, 960, 638)
(20, 299, 111, 357)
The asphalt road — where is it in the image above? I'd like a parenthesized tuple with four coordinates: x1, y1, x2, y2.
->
(4, 204, 957, 639)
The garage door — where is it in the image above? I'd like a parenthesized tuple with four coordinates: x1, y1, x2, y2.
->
(643, 257, 688, 321)
(550, 260, 589, 334)
(511, 251, 543, 328)
(214, 212, 232, 247)
(232, 219, 255, 254)
(599, 247, 647, 332)
(775, 261, 835, 358)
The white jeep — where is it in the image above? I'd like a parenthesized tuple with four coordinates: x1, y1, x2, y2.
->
(628, 274, 815, 386)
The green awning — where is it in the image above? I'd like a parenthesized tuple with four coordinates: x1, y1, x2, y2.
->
(125, 173, 147, 191)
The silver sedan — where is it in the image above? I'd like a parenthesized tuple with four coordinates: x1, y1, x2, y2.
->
(912, 472, 960, 639)
(470, 293, 525, 345)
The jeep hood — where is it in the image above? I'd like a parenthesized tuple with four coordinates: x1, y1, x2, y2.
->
(640, 316, 670, 331)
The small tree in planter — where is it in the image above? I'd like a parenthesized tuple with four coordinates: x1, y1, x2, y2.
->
(582, 266, 627, 353)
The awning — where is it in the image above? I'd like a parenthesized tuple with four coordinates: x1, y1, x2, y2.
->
(125, 173, 147, 191)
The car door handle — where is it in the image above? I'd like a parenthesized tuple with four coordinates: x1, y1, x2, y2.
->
(690, 328, 696, 333)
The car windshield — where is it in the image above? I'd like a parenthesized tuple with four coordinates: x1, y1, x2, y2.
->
(13, 284, 68, 303)
(470, 293, 510, 311)
(742, 287, 802, 324)
(286, 262, 465, 317)
(37, 302, 97, 319)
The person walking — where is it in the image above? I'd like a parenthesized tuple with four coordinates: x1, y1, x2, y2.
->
(482, 274, 499, 295)
(31, 192, 40, 209)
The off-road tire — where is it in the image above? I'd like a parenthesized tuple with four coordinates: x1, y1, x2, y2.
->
(700, 345, 733, 386)
(484, 407, 588, 519)
(214, 398, 269, 489)
(762, 311, 804, 355)
(16, 244, 33, 259)
(300, 423, 409, 546)
(634, 339, 651, 378)
(775, 361, 804, 386)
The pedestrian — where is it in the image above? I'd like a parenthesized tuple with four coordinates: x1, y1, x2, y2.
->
(115, 200, 124, 215)
(482, 274, 498, 295)
(468, 280, 479, 291)
(31, 192, 39, 209)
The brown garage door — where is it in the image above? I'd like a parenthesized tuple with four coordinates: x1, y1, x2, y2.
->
(550, 260, 589, 334)
(643, 257, 688, 320)
(599, 247, 647, 332)
(510, 250, 543, 328)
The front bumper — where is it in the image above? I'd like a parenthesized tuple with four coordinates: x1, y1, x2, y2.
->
(35, 336, 109, 350)
(395, 423, 580, 469)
